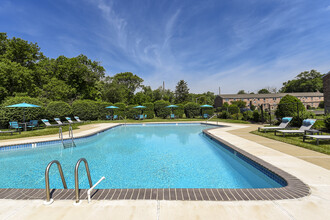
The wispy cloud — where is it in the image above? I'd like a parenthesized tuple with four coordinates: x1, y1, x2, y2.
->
(2, 0, 329, 93)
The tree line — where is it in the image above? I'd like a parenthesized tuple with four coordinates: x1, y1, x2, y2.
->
(237, 69, 326, 95)
(0, 33, 215, 105)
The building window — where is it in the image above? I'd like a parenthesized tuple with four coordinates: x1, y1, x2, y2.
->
(225, 99, 229, 102)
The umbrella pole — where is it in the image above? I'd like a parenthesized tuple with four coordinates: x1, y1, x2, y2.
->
(23, 108, 25, 123)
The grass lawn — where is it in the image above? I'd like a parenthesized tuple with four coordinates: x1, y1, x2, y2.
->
(251, 130, 330, 155)
(0, 123, 80, 140)
(0, 118, 250, 141)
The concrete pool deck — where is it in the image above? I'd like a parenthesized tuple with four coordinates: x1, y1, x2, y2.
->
(0, 122, 329, 219)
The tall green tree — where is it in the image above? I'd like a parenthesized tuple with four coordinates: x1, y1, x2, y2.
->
(175, 80, 190, 103)
(112, 72, 143, 104)
(237, 90, 246, 94)
(280, 70, 324, 93)
(258, 88, 270, 94)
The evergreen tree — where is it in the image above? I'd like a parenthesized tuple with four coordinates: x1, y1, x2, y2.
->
(175, 80, 190, 103)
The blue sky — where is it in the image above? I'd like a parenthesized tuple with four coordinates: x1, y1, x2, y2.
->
(1, 0, 330, 94)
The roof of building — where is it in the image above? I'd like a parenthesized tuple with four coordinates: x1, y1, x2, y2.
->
(217, 92, 323, 99)
(323, 72, 330, 78)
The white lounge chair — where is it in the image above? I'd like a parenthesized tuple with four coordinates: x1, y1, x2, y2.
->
(258, 117, 293, 132)
(65, 117, 74, 124)
(54, 118, 68, 125)
(275, 119, 317, 137)
(303, 135, 330, 145)
(74, 116, 83, 123)
(41, 119, 60, 127)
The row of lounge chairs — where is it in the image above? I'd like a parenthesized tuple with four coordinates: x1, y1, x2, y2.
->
(258, 117, 329, 145)
(42, 117, 83, 127)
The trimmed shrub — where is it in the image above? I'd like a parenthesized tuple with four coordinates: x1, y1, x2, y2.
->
(173, 104, 184, 118)
(0, 96, 48, 128)
(252, 110, 260, 122)
(46, 101, 72, 119)
(324, 114, 330, 131)
(72, 100, 99, 120)
(154, 100, 171, 118)
(275, 95, 305, 119)
(228, 104, 239, 114)
(218, 111, 231, 119)
(242, 111, 253, 121)
(184, 102, 200, 118)
(142, 103, 155, 119)
(232, 113, 243, 120)
(126, 105, 140, 119)
(313, 120, 325, 130)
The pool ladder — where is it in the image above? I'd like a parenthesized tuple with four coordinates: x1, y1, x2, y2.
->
(44, 158, 104, 205)
(59, 125, 76, 148)
(44, 160, 67, 205)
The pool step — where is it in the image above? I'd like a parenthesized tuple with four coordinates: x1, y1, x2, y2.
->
(63, 141, 76, 149)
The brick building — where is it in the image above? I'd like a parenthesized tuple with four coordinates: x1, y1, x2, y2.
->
(324, 73, 330, 113)
(214, 92, 324, 110)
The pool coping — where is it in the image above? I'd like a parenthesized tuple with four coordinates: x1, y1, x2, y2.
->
(0, 122, 310, 201)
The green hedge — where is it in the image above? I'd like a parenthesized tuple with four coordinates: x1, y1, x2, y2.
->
(46, 101, 72, 119)
(184, 102, 200, 118)
(72, 100, 99, 120)
(242, 111, 253, 121)
(142, 103, 155, 119)
(98, 101, 113, 120)
(228, 104, 239, 114)
(218, 111, 231, 119)
(154, 100, 171, 118)
(0, 96, 48, 128)
(126, 105, 140, 119)
(173, 104, 184, 118)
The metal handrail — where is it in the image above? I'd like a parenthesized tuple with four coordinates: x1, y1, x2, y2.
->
(44, 160, 67, 204)
(206, 113, 218, 124)
(74, 158, 93, 204)
(69, 124, 73, 137)
(59, 127, 63, 139)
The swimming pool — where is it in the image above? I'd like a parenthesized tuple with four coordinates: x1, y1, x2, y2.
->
(0, 123, 286, 189)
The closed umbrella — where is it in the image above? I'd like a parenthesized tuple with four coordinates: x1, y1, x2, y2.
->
(6, 102, 41, 123)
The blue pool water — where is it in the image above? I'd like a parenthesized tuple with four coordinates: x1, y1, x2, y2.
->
(0, 124, 284, 189)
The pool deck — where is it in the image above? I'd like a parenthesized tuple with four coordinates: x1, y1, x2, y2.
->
(0, 122, 329, 220)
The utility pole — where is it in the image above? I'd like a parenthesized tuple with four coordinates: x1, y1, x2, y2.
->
(163, 81, 165, 92)
(219, 87, 221, 95)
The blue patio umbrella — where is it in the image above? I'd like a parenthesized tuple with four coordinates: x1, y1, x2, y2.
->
(105, 106, 119, 118)
(133, 105, 146, 115)
(200, 104, 213, 116)
(105, 105, 119, 109)
(166, 105, 178, 114)
(6, 102, 41, 122)
(133, 105, 146, 109)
